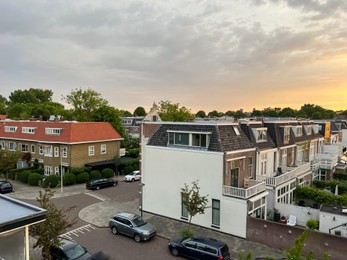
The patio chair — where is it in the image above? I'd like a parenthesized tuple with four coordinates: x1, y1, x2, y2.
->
(286, 215, 296, 226)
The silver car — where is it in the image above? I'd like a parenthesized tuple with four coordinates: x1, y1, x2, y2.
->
(108, 212, 156, 243)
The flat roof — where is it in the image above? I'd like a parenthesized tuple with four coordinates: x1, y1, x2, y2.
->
(0, 194, 47, 233)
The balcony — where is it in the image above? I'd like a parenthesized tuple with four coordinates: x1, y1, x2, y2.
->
(256, 163, 311, 187)
(223, 180, 266, 199)
(316, 153, 338, 170)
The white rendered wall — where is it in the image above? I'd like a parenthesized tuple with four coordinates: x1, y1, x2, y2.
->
(142, 145, 248, 238)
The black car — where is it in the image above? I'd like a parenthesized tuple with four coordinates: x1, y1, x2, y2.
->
(86, 178, 118, 190)
(168, 236, 230, 260)
(0, 180, 13, 194)
(50, 237, 92, 260)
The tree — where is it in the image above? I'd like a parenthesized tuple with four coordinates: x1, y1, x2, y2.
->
(92, 105, 125, 137)
(133, 106, 146, 116)
(62, 88, 108, 121)
(9, 88, 53, 104)
(30, 189, 77, 260)
(181, 180, 209, 233)
(158, 100, 194, 122)
(195, 110, 207, 118)
(279, 107, 297, 118)
(208, 110, 224, 118)
(234, 109, 246, 119)
(0, 94, 7, 114)
(0, 149, 22, 180)
(120, 110, 132, 117)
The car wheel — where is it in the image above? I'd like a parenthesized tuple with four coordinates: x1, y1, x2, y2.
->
(170, 248, 179, 257)
(131, 178, 135, 182)
(96, 186, 100, 190)
(113, 182, 116, 186)
(111, 227, 118, 235)
(134, 234, 141, 243)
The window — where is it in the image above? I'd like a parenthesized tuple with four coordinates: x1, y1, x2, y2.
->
(181, 194, 188, 220)
(89, 146, 94, 156)
(62, 147, 68, 158)
(44, 166, 52, 175)
(55, 167, 59, 175)
(4, 126, 17, 132)
(45, 128, 62, 135)
(54, 147, 59, 157)
(295, 126, 303, 137)
(212, 199, 220, 227)
(283, 127, 290, 143)
(101, 144, 106, 154)
(22, 127, 36, 134)
(306, 125, 312, 135)
(39, 145, 43, 155)
(8, 142, 16, 151)
(192, 134, 207, 147)
(168, 131, 211, 148)
(20, 144, 29, 152)
(248, 157, 253, 178)
(31, 145, 35, 153)
(233, 126, 240, 135)
(44, 145, 52, 157)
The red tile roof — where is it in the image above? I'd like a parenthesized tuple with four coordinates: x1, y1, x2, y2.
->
(0, 121, 123, 144)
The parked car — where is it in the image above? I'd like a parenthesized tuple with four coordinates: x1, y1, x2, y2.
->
(0, 180, 13, 194)
(124, 170, 141, 182)
(50, 237, 92, 260)
(86, 178, 118, 190)
(108, 212, 156, 242)
(168, 236, 230, 260)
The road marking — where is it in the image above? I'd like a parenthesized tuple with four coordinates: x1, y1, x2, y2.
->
(61, 224, 96, 239)
(84, 191, 110, 201)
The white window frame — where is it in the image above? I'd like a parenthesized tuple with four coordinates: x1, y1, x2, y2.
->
(4, 126, 17, 132)
(89, 146, 95, 156)
(54, 147, 59, 157)
(39, 145, 43, 155)
(22, 127, 36, 134)
(8, 142, 16, 151)
(31, 144, 35, 154)
(44, 166, 53, 176)
(45, 128, 62, 135)
(55, 166, 59, 175)
(283, 127, 290, 143)
(20, 144, 29, 152)
(44, 145, 52, 157)
(101, 144, 106, 154)
(62, 147, 68, 158)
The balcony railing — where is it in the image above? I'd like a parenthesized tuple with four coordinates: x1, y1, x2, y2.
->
(316, 153, 338, 170)
(222, 180, 266, 199)
(256, 163, 311, 187)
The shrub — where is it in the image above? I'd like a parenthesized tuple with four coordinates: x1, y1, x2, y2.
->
(180, 228, 195, 238)
(123, 165, 135, 175)
(101, 168, 114, 179)
(76, 172, 90, 183)
(70, 167, 91, 175)
(63, 173, 76, 186)
(28, 173, 43, 186)
(44, 175, 59, 188)
(19, 170, 32, 183)
(90, 170, 101, 180)
(306, 219, 319, 230)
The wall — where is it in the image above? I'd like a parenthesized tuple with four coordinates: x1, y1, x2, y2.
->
(320, 211, 347, 236)
(142, 145, 249, 238)
(247, 217, 347, 259)
(274, 203, 319, 227)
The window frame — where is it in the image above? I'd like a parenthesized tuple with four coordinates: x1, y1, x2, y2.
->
(212, 199, 220, 227)
(88, 146, 95, 156)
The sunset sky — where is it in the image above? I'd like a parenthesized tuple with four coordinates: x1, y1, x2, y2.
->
(0, 0, 346, 113)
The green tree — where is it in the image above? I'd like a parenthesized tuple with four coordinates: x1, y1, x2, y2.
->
(195, 110, 207, 118)
(7, 103, 32, 119)
(120, 110, 132, 117)
(62, 88, 108, 121)
(0, 149, 22, 180)
(30, 189, 77, 260)
(92, 105, 125, 137)
(234, 109, 246, 119)
(158, 100, 194, 122)
(225, 110, 236, 117)
(279, 107, 297, 118)
(181, 180, 209, 233)
(133, 106, 146, 116)
(9, 88, 53, 104)
(0, 94, 7, 114)
(208, 110, 224, 118)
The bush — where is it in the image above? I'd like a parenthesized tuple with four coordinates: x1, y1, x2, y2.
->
(90, 170, 101, 180)
(306, 219, 319, 230)
(76, 172, 90, 183)
(28, 173, 43, 186)
(180, 228, 195, 238)
(19, 170, 32, 183)
(63, 173, 76, 186)
(101, 168, 114, 179)
(123, 165, 135, 175)
(44, 175, 59, 188)
(70, 167, 91, 175)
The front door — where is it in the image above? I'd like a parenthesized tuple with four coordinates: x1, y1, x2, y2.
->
(231, 168, 239, 187)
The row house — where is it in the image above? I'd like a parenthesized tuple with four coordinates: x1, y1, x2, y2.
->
(0, 120, 123, 175)
(141, 121, 268, 238)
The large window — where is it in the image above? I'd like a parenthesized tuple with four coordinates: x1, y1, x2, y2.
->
(168, 131, 210, 148)
(181, 194, 188, 220)
(212, 199, 220, 227)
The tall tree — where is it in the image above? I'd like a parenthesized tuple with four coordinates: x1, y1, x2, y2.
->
(92, 105, 125, 137)
(208, 110, 224, 118)
(120, 110, 132, 117)
(181, 180, 209, 233)
(30, 189, 77, 260)
(0, 94, 7, 114)
(195, 110, 207, 118)
(158, 100, 194, 122)
(0, 149, 22, 180)
(133, 106, 146, 116)
(62, 88, 108, 121)
(9, 88, 53, 104)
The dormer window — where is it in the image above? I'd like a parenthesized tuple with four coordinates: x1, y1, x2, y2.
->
(313, 125, 319, 134)
(283, 127, 290, 143)
(252, 128, 267, 143)
(4, 126, 17, 132)
(168, 131, 210, 148)
(294, 126, 303, 137)
(45, 128, 62, 135)
(305, 125, 312, 135)
(22, 127, 36, 134)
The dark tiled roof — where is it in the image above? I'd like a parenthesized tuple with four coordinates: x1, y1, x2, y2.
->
(147, 123, 253, 152)
(264, 122, 295, 147)
(240, 123, 275, 150)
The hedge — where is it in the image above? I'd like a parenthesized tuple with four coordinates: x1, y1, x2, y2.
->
(90, 170, 101, 180)
(101, 168, 114, 179)
(70, 167, 91, 175)
(44, 175, 59, 188)
(76, 172, 90, 183)
(19, 170, 32, 183)
(28, 173, 43, 186)
(63, 173, 76, 186)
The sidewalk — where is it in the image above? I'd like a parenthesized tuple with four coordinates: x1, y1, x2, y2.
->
(7, 180, 286, 259)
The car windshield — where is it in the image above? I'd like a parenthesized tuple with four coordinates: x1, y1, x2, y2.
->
(65, 244, 86, 259)
(132, 216, 146, 227)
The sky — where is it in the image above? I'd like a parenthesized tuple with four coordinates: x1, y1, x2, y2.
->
(0, 0, 346, 114)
